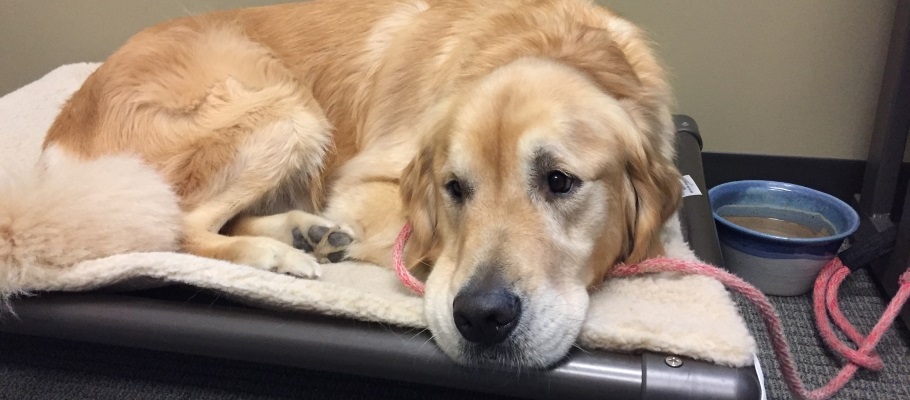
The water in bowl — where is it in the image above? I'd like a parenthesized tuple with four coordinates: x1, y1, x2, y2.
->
(716, 204, 837, 240)
(722, 216, 831, 239)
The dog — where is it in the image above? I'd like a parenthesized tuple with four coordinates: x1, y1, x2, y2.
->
(0, 0, 681, 368)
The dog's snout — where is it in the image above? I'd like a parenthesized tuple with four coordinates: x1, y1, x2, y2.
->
(453, 289, 521, 344)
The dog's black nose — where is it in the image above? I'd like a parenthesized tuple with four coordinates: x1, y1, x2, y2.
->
(452, 289, 521, 344)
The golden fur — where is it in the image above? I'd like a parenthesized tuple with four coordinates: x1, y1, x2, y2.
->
(7, 0, 682, 367)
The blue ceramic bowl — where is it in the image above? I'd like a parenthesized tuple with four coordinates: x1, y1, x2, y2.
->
(709, 180, 860, 296)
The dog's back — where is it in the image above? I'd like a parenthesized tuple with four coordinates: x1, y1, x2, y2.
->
(10, 0, 676, 294)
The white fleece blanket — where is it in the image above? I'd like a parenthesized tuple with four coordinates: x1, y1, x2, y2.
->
(0, 63, 757, 367)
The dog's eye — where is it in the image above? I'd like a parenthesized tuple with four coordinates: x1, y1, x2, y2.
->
(547, 170, 575, 194)
(445, 179, 465, 202)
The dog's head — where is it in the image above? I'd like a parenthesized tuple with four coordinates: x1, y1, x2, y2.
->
(401, 50, 680, 367)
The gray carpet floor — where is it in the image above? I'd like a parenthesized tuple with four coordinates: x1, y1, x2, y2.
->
(737, 268, 910, 399)
(0, 269, 908, 399)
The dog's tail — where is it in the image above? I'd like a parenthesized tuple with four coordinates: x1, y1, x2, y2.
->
(0, 148, 182, 303)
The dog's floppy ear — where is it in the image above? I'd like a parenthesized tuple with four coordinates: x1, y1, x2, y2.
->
(400, 141, 444, 270)
(621, 130, 682, 264)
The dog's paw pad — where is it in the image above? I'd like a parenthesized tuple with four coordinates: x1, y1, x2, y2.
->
(291, 227, 314, 252)
(325, 250, 347, 263)
(293, 223, 355, 263)
(327, 231, 353, 247)
(307, 226, 331, 244)
(311, 226, 354, 263)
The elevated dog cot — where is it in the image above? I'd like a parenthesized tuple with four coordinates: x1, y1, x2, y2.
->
(0, 111, 764, 400)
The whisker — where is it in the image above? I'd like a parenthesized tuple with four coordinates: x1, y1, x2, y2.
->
(409, 327, 430, 340)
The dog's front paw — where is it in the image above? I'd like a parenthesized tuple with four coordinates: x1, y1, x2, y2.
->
(291, 223, 355, 264)
(234, 237, 322, 279)
(277, 248, 323, 279)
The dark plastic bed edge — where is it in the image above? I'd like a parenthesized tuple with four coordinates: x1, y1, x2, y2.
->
(1, 292, 760, 400)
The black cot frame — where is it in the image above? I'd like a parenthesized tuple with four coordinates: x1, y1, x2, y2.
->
(0, 115, 762, 400)
(856, 0, 910, 330)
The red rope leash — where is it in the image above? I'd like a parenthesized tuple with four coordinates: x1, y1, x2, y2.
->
(392, 222, 910, 400)
(814, 259, 883, 370)
(393, 222, 424, 295)
(613, 257, 910, 400)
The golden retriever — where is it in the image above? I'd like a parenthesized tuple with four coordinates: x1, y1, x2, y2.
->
(3, 0, 681, 367)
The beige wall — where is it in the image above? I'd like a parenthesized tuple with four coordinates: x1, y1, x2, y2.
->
(1, 1, 902, 160)
(605, 0, 900, 160)
(0, 0, 283, 95)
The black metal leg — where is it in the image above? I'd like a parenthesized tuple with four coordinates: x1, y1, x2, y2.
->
(870, 184, 910, 328)
(858, 0, 910, 329)
(859, 0, 910, 224)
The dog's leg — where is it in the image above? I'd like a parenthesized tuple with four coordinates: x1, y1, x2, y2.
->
(225, 211, 356, 264)
(183, 187, 323, 279)
(52, 25, 344, 278)
(113, 27, 349, 278)
(180, 112, 334, 278)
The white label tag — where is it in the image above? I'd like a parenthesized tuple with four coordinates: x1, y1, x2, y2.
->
(681, 175, 702, 197)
